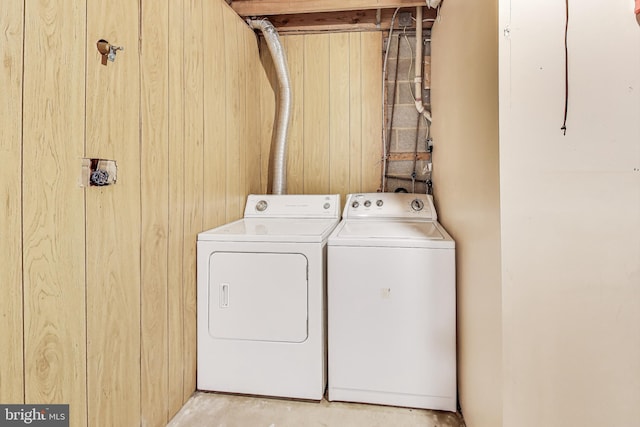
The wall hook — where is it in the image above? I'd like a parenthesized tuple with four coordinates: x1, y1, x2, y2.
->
(97, 39, 124, 65)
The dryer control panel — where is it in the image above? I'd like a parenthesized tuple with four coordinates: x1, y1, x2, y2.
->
(343, 193, 437, 220)
(244, 194, 341, 219)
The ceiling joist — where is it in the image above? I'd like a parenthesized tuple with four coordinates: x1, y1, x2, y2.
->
(267, 8, 437, 33)
(231, 0, 430, 17)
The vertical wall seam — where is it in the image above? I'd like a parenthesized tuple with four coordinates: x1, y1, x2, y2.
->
(179, 0, 185, 402)
(200, 1, 205, 228)
(20, 0, 27, 405)
(222, 10, 229, 221)
(347, 36, 352, 194)
(301, 36, 306, 194)
(180, 0, 187, 402)
(138, 0, 144, 422)
(164, 0, 171, 420)
(328, 36, 332, 192)
(83, 0, 89, 421)
(360, 34, 365, 191)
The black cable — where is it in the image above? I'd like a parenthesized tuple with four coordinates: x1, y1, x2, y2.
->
(561, 0, 569, 135)
(411, 114, 421, 193)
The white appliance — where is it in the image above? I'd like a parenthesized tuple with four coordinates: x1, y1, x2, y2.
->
(197, 194, 340, 400)
(327, 192, 456, 411)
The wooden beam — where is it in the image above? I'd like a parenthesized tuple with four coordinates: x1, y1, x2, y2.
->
(388, 152, 432, 161)
(231, 0, 429, 16)
(268, 8, 437, 33)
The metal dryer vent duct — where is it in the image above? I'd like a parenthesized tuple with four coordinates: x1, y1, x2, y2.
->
(247, 18, 291, 195)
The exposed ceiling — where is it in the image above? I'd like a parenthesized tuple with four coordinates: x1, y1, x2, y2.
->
(229, 0, 438, 33)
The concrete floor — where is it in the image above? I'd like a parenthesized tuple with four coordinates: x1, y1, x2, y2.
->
(168, 392, 465, 427)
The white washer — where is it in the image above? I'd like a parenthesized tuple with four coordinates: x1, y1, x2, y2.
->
(197, 194, 340, 400)
(327, 192, 456, 411)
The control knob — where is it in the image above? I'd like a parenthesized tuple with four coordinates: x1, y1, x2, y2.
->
(255, 200, 268, 212)
(410, 199, 424, 211)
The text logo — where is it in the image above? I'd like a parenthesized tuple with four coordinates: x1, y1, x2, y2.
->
(0, 405, 68, 427)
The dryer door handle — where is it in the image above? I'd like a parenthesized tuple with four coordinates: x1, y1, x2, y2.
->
(220, 283, 230, 308)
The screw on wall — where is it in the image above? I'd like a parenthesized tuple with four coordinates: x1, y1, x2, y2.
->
(96, 39, 124, 66)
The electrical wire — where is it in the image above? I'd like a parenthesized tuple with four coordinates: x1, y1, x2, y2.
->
(381, 8, 402, 192)
(561, 0, 569, 135)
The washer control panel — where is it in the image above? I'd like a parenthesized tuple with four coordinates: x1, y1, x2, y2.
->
(244, 194, 341, 218)
(343, 193, 436, 220)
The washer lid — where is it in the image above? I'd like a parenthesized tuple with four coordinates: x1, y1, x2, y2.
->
(328, 219, 455, 249)
(198, 218, 340, 243)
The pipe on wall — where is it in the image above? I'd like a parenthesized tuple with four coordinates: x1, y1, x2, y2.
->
(247, 18, 291, 195)
(414, 6, 432, 123)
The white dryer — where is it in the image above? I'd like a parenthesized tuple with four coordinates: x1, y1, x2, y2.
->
(327, 192, 456, 411)
(197, 194, 340, 400)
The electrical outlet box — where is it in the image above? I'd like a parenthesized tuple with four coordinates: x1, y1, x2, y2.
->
(398, 12, 412, 27)
(81, 158, 117, 187)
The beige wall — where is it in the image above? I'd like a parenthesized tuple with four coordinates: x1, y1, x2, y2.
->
(258, 32, 383, 199)
(0, 1, 261, 426)
(499, 0, 640, 426)
(431, 0, 503, 426)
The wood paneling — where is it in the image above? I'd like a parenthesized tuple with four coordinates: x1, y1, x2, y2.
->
(348, 33, 364, 193)
(260, 31, 383, 200)
(329, 33, 351, 196)
(282, 37, 306, 195)
(223, 6, 245, 219)
(303, 34, 331, 194)
(140, 0, 170, 424)
(245, 30, 263, 194)
(0, 0, 24, 404)
(85, 0, 141, 425)
(167, 0, 186, 418)
(182, 0, 204, 402)
(22, 0, 87, 423)
(360, 31, 383, 192)
(204, 0, 227, 229)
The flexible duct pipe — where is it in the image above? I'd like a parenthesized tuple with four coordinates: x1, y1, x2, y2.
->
(247, 18, 291, 195)
(414, 7, 432, 123)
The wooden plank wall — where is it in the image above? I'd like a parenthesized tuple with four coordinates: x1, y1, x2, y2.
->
(258, 32, 383, 199)
(0, 0, 24, 404)
(182, 0, 205, 407)
(85, 1, 141, 426)
(1, 1, 261, 425)
(140, 0, 169, 424)
(22, 1, 88, 425)
(167, 0, 186, 418)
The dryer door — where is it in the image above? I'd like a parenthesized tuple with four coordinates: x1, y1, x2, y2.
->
(208, 252, 308, 343)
